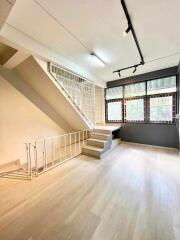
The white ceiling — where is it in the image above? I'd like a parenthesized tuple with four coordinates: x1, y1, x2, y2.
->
(4, 0, 180, 82)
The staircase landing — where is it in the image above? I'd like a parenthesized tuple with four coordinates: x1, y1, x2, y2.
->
(94, 124, 121, 132)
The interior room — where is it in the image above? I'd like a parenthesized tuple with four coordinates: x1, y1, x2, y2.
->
(0, 0, 180, 239)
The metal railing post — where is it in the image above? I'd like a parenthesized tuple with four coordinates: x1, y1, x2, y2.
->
(59, 136, 61, 162)
(75, 132, 77, 155)
(34, 141, 38, 177)
(25, 143, 29, 177)
(43, 139, 47, 171)
(52, 137, 54, 166)
(83, 131, 84, 145)
(65, 135, 67, 160)
(70, 133, 72, 157)
(86, 130, 88, 140)
(79, 131, 81, 152)
(28, 143, 32, 180)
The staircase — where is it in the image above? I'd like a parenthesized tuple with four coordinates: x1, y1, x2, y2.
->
(82, 128, 113, 159)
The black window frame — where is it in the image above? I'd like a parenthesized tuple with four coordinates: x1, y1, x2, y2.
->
(105, 75, 177, 125)
(105, 98, 123, 123)
(147, 92, 176, 124)
(124, 95, 146, 123)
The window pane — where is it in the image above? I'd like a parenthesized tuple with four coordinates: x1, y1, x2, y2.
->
(125, 82, 145, 98)
(150, 96, 173, 122)
(147, 76, 176, 95)
(107, 101, 122, 121)
(125, 99, 144, 121)
(106, 86, 123, 100)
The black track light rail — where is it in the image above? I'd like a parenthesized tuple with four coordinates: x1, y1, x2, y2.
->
(113, 0, 145, 76)
(114, 62, 142, 77)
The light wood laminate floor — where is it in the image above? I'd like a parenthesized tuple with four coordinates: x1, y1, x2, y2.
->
(0, 142, 180, 240)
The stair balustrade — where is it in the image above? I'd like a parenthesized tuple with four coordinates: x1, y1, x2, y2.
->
(48, 62, 95, 128)
(24, 130, 90, 180)
(0, 129, 89, 180)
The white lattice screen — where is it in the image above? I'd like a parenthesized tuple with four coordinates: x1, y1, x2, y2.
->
(49, 63, 95, 127)
(95, 86, 105, 124)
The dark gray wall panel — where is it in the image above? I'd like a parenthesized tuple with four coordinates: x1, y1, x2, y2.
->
(120, 123, 179, 148)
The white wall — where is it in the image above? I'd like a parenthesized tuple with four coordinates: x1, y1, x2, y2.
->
(0, 75, 65, 166)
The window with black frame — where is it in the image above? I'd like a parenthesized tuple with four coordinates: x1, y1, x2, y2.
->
(105, 75, 177, 124)
(124, 82, 146, 122)
(147, 76, 176, 124)
(105, 86, 123, 122)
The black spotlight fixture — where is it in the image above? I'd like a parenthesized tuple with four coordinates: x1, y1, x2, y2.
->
(123, 24, 132, 37)
(118, 71, 121, 77)
(133, 66, 137, 73)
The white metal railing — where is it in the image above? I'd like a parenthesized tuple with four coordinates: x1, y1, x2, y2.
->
(24, 130, 90, 180)
(48, 62, 95, 127)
